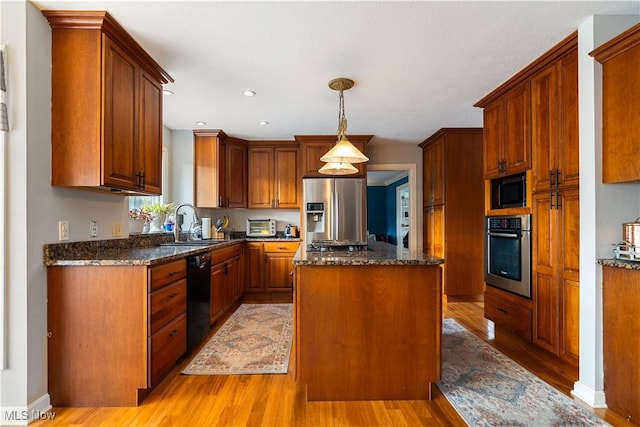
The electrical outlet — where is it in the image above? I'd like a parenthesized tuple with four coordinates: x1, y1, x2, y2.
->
(58, 221, 69, 241)
(90, 220, 98, 238)
(112, 222, 122, 237)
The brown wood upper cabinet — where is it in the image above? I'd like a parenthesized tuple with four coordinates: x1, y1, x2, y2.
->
(248, 142, 299, 209)
(43, 11, 172, 195)
(479, 82, 531, 179)
(592, 23, 640, 183)
(295, 135, 372, 178)
(194, 130, 248, 208)
(531, 47, 579, 192)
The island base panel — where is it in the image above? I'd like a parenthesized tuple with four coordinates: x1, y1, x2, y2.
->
(296, 264, 442, 401)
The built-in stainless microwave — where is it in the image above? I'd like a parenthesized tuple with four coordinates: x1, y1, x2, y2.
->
(491, 172, 526, 209)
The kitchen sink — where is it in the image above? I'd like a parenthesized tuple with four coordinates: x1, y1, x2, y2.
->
(160, 240, 227, 246)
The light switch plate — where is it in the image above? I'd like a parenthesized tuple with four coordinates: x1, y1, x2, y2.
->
(112, 222, 122, 237)
(58, 221, 69, 241)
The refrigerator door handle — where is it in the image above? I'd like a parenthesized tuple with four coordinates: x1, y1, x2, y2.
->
(332, 191, 339, 239)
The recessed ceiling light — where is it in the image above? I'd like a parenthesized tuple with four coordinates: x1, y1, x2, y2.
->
(259, 121, 269, 126)
(243, 90, 256, 97)
(163, 89, 174, 96)
(195, 121, 206, 126)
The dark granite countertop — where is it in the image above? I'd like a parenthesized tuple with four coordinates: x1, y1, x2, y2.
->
(293, 240, 444, 266)
(43, 233, 301, 267)
(599, 259, 640, 270)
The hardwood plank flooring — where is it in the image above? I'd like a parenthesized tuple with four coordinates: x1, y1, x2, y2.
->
(34, 298, 629, 426)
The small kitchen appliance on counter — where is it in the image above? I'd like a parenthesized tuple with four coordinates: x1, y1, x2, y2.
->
(246, 218, 276, 237)
(613, 218, 640, 261)
(284, 224, 299, 238)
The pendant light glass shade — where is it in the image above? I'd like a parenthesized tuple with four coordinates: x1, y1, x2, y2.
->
(318, 161, 359, 175)
(320, 136, 369, 164)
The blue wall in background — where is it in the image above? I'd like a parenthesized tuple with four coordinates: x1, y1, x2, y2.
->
(367, 176, 408, 244)
(367, 186, 387, 238)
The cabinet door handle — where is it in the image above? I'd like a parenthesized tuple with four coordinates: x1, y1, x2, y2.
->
(219, 196, 223, 207)
(168, 291, 180, 299)
(550, 191, 555, 209)
(555, 191, 562, 209)
(498, 308, 508, 314)
(549, 170, 555, 188)
(168, 271, 180, 277)
(555, 169, 562, 188)
(168, 329, 178, 338)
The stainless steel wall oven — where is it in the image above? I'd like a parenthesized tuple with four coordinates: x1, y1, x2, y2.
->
(484, 214, 531, 298)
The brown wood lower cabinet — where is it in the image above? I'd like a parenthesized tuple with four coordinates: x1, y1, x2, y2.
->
(210, 244, 243, 323)
(47, 259, 187, 407)
(603, 265, 640, 424)
(484, 285, 532, 341)
(245, 241, 300, 292)
(532, 187, 580, 365)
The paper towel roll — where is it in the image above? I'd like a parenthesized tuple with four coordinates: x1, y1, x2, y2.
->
(202, 217, 211, 239)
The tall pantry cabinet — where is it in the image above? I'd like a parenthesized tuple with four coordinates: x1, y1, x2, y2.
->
(420, 128, 484, 299)
(530, 42, 580, 365)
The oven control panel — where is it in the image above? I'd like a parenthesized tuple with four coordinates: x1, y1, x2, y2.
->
(486, 214, 530, 232)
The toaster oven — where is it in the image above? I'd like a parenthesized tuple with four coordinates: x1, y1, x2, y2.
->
(246, 218, 276, 237)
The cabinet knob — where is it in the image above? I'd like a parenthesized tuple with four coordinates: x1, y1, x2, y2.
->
(168, 329, 178, 338)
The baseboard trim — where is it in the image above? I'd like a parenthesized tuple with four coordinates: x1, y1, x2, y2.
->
(572, 381, 607, 409)
(0, 393, 52, 425)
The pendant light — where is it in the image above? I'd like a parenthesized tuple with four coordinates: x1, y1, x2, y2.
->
(318, 161, 359, 175)
(319, 78, 369, 174)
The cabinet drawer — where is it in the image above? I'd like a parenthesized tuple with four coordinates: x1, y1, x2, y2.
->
(149, 280, 187, 335)
(149, 313, 186, 387)
(264, 241, 300, 253)
(484, 291, 532, 341)
(149, 259, 186, 292)
(211, 244, 242, 264)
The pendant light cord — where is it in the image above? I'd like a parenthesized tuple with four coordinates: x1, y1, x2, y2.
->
(337, 89, 347, 139)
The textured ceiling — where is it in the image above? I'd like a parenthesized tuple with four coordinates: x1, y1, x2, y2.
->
(33, 0, 640, 145)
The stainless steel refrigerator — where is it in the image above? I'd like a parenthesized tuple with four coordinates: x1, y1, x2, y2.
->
(302, 177, 367, 245)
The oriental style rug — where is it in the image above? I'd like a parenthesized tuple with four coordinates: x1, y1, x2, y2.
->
(438, 319, 610, 427)
(181, 303, 292, 375)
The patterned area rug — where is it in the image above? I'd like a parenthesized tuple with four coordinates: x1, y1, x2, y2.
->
(182, 303, 292, 375)
(438, 319, 610, 427)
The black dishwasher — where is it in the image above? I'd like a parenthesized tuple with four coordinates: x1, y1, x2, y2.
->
(186, 253, 212, 355)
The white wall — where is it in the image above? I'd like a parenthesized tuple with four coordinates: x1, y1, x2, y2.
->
(0, 2, 131, 423)
(574, 14, 640, 408)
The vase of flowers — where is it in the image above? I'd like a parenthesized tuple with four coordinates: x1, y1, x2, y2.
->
(128, 208, 152, 234)
(142, 202, 175, 233)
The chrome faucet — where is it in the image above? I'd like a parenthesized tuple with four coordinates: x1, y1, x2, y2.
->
(174, 203, 200, 242)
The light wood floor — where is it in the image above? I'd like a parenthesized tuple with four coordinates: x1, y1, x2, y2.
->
(34, 297, 631, 426)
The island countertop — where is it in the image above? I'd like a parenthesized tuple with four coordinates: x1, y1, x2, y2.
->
(293, 240, 444, 266)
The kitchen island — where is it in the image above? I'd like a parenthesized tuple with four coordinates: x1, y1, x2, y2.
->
(293, 241, 444, 401)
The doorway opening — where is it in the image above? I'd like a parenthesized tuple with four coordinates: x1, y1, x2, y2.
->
(366, 163, 418, 253)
